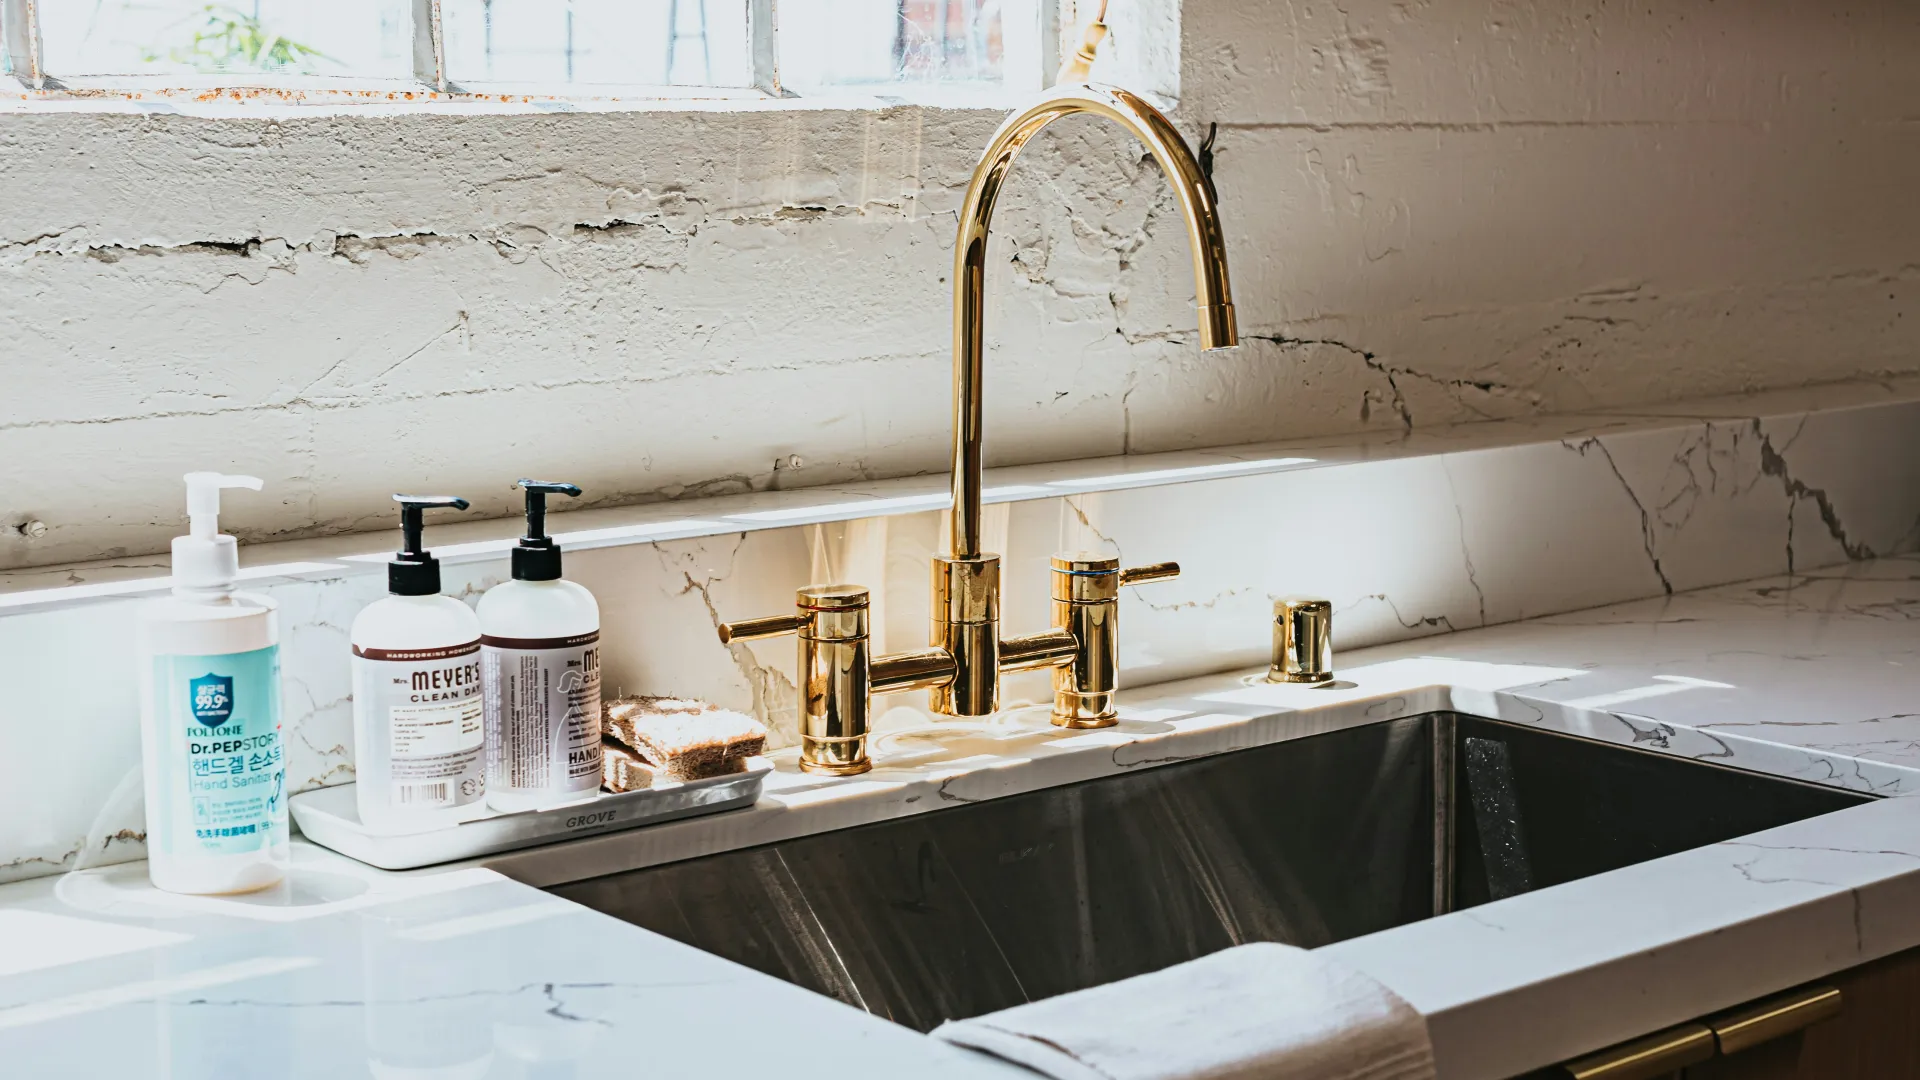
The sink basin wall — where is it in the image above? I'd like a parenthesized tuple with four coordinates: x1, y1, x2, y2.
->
(554, 714, 1867, 1032)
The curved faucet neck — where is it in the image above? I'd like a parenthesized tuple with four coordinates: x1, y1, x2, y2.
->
(947, 83, 1237, 558)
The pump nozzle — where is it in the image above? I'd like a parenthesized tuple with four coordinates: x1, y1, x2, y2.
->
(171, 472, 264, 594)
(513, 479, 582, 581)
(389, 494, 471, 596)
(183, 472, 263, 540)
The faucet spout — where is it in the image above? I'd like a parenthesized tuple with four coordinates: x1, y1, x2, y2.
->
(948, 83, 1237, 560)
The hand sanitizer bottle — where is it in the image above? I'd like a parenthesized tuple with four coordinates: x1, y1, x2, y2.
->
(138, 473, 288, 894)
(479, 480, 603, 812)
(350, 495, 483, 834)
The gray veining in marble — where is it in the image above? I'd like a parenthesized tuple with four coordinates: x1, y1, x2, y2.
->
(9, 553, 1920, 1077)
(6, 378, 1920, 883)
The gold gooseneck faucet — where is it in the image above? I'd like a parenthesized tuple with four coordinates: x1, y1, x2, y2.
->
(721, 82, 1237, 775)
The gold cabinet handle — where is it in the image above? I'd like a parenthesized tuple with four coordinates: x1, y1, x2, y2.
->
(1559, 983, 1842, 1078)
(1706, 984, 1841, 1056)
(1561, 1022, 1716, 1079)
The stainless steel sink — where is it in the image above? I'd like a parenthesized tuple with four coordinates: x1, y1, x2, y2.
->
(553, 713, 1868, 1032)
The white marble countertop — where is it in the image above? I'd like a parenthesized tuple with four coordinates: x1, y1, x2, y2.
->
(6, 554, 1920, 1078)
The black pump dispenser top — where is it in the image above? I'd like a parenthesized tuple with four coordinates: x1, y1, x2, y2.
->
(512, 480, 582, 581)
(389, 494, 471, 596)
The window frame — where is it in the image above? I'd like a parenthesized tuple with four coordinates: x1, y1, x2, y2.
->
(0, 0, 1061, 107)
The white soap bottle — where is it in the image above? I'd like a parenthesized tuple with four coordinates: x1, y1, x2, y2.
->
(479, 480, 603, 812)
(350, 495, 485, 834)
(138, 472, 289, 895)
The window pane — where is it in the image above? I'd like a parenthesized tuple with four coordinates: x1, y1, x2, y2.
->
(442, 0, 751, 88)
(41, 1, 414, 80)
(779, 0, 1004, 93)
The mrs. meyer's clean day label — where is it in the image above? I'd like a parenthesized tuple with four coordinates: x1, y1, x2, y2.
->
(351, 641, 485, 810)
(482, 632, 603, 796)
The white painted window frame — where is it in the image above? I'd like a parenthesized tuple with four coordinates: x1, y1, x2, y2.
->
(1, 0, 1061, 103)
(0, 0, 48, 90)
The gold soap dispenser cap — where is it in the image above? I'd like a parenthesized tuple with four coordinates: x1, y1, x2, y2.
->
(1270, 597, 1333, 684)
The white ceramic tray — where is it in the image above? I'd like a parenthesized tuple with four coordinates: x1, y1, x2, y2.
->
(290, 758, 772, 870)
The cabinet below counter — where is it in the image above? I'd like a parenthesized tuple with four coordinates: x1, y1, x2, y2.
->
(1510, 943, 1920, 1079)
(1694, 943, 1920, 1078)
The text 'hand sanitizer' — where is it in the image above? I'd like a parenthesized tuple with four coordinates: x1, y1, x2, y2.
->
(138, 472, 288, 894)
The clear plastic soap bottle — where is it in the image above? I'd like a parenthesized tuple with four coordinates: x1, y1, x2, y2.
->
(479, 480, 603, 812)
(350, 495, 484, 834)
(138, 472, 289, 894)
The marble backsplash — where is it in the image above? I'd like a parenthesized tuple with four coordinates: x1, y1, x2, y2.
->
(5, 377, 1920, 883)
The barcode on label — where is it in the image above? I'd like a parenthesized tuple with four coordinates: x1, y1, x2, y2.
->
(395, 782, 450, 807)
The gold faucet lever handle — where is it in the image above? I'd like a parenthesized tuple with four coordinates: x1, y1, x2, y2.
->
(723, 586, 877, 776)
(716, 613, 802, 644)
(1119, 561, 1180, 587)
(1046, 553, 1178, 730)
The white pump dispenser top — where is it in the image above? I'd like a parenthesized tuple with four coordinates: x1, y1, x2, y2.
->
(173, 472, 263, 594)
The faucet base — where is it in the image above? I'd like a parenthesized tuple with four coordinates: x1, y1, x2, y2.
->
(1051, 686, 1119, 728)
(799, 735, 873, 775)
(930, 553, 1001, 717)
(799, 760, 874, 776)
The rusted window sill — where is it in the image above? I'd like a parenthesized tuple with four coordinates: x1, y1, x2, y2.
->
(0, 80, 1034, 118)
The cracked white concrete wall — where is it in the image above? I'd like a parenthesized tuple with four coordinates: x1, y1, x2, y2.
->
(1, 0, 1915, 570)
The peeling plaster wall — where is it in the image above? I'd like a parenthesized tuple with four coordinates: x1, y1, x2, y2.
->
(1, 0, 1916, 570)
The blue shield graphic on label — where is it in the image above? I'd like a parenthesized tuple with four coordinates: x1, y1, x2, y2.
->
(189, 674, 234, 727)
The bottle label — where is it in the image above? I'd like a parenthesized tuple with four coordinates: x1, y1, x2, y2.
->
(352, 641, 485, 810)
(482, 631, 603, 797)
(151, 645, 285, 857)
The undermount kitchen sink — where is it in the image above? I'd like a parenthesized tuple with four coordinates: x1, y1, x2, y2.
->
(554, 714, 1869, 1032)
